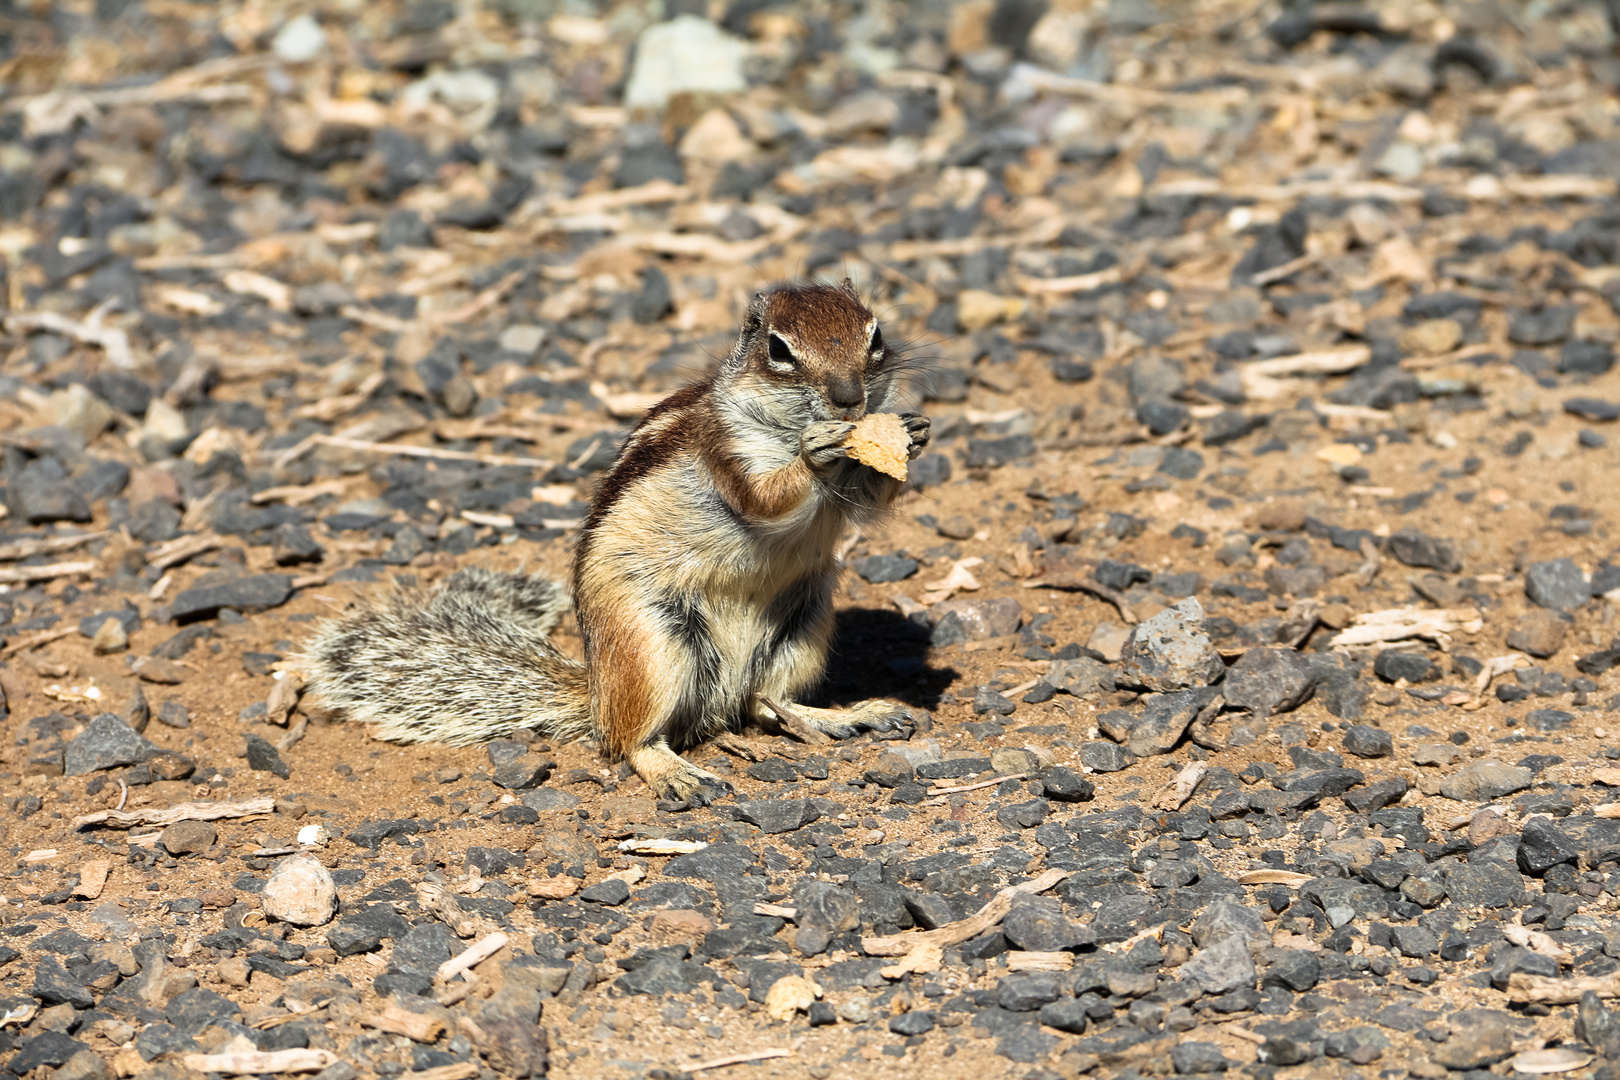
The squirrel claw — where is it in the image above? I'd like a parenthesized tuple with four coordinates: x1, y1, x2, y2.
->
(899, 413, 932, 460)
(801, 420, 856, 471)
(653, 769, 734, 811)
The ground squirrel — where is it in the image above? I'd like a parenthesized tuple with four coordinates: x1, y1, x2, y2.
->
(305, 280, 931, 806)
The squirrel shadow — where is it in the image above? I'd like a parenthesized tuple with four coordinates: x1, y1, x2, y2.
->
(817, 606, 958, 712)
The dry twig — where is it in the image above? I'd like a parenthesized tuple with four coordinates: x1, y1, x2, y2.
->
(0, 560, 98, 585)
(5, 308, 136, 369)
(437, 933, 508, 983)
(74, 797, 274, 830)
(687, 1049, 795, 1073)
(181, 1050, 336, 1075)
(1022, 575, 1137, 623)
(0, 531, 107, 562)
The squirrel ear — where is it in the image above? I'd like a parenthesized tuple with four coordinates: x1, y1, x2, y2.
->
(742, 292, 767, 331)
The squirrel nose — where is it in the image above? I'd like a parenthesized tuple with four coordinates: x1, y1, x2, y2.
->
(827, 378, 864, 409)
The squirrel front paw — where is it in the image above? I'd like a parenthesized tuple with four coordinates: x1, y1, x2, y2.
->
(801, 420, 855, 471)
(899, 413, 931, 460)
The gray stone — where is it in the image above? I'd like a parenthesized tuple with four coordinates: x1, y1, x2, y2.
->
(579, 879, 631, 906)
(165, 987, 242, 1035)
(994, 1024, 1059, 1062)
(1038, 999, 1089, 1033)
(244, 734, 290, 779)
(1343, 778, 1407, 813)
(476, 983, 549, 1077)
(998, 973, 1063, 1011)
(1274, 767, 1364, 796)
(492, 755, 552, 790)
(1525, 558, 1589, 611)
(1261, 950, 1319, 992)
(930, 597, 1023, 641)
(1430, 1012, 1513, 1068)
(78, 608, 141, 640)
(1001, 895, 1089, 952)
(1438, 760, 1533, 802)
(973, 686, 1017, 716)
(1098, 688, 1218, 756)
(1044, 656, 1116, 697)
(169, 574, 294, 622)
(1506, 611, 1568, 658)
(732, 800, 819, 834)
(1574, 990, 1617, 1048)
(1387, 529, 1460, 573)
(1391, 925, 1438, 958)
(889, 1011, 934, 1036)
(1079, 741, 1130, 772)
(55, 1050, 112, 1080)
(1039, 767, 1094, 802)
(1223, 648, 1315, 715)
(996, 799, 1048, 829)
(65, 714, 157, 775)
(1191, 901, 1267, 947)
(520, 787, 581, 813)
(160, 819, 216, 855)
(1171, 1042, 1231, 1073)
(1118, 598, 1225, 692)
(1373, 650, 1438, 683)
(1510, 306, 1576, 346)
(1340, 725, 1392, 758)
(1517, 817, 1578, 875)
(1442, 863, 1525, 909)
(8, 1032, 90, 1073)
(793, 881, 858, 932)
(1181, 935, 1255, 994)
(32, 955, 94, 1008)
(1324, 1027, 1390, 1060)
(851, 554, 918, 583)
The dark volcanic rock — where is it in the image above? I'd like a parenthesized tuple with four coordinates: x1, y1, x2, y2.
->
(1524, 558, 1589, 611)
(1340, 725, 1392, 758)
(733, 800, 819, 834)
(1098, 688, 1218, 756)
(1223, 648, 1315, 715)
(1443, 863, 1525, 908)
(1118, 598, 1225, 692)
(1517, 817, 1578, 875)
(65, 714, 157, 775)
(169, 575, 294, 622)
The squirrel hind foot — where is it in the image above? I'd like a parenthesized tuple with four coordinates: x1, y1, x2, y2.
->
(629, 743, 734, 809)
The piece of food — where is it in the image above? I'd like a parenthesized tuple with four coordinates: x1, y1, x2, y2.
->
(843, 412, 909, 481)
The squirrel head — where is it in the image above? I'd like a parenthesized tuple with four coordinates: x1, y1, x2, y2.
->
(725, 280, 900, 423)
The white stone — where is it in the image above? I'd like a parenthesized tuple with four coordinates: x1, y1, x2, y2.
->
(623, 16, 749, 111)
(261, 854, 337, 927)
(139, 398, 189, 445)
(1375, 141, 1424, 181)
(297, 824, 330, 846)
(272, 15, 327, 64)
(401, 70, 502, 129)
(43, 384, 114, 441)
(499, 325, 547, 356)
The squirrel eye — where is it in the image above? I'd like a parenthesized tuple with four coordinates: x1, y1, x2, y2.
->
(870, 326, 884, 354)
(767, 334, 794, 364)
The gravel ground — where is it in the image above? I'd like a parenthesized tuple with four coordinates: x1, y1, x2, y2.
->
(3, 2, 1620, 1080)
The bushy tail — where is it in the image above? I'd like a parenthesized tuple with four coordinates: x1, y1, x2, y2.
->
(303, 568, 592, 746)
